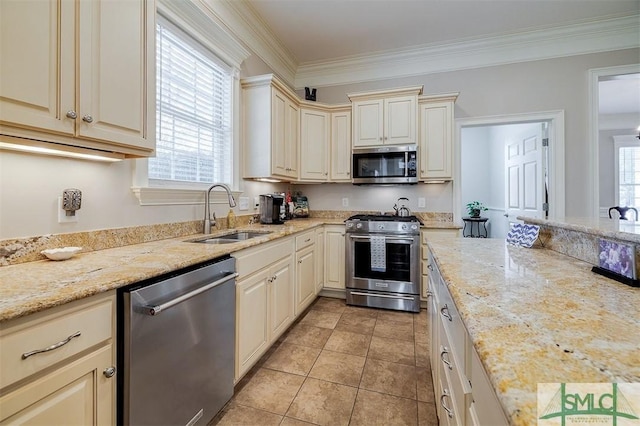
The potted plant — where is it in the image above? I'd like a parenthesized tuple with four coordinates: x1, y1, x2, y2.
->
(466, 201, 488, 218)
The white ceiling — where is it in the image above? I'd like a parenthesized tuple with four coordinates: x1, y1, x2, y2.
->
(247, 0, 640, 65)
(599, 74, 640, 115)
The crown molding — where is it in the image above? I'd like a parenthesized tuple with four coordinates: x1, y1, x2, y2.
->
(295, 14, 640, 89)
(203, 0, 298, 87)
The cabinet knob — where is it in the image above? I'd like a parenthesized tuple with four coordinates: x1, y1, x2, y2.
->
(379, 137, 383, 141)
(103, 366, 116, 378)
(346, 172, 350, 176)
(66, 110, 77, 119)
(421, 169, 425, 173)
(82, 114, 94, 123)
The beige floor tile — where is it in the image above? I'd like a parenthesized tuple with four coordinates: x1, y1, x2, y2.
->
(350, 389, 418, 426)
(377, 310, 416, 324)
(263, 343, 321, 376)
(414, 330, 429, 343)
(416, 367, 435, 403)
(413, 309, 428, 329)
(415, 339, 429, 367)
(360, 358, 417, 399)
(233, 368, 305, 415)
(215, 403, 283, 425)
(335, 313, 377, 335)
(312, 297, 347, 314)
(417, 402, 438, 426)
(343, 305, 379, 319)
(368, 336, 416, 365)
(374, 319, 414, 341)
(308, 349, 366, 387)
(285, 377, 357, 426)
(324, 329, 371, 357)
(298, 309, 342, 329)
(284, 323, 333, 348)
(280, 416, 316, 425)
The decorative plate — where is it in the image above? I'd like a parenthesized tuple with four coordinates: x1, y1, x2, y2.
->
(41, 247, 82, 261)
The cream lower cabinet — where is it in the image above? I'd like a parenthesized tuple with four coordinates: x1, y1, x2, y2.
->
(234, 238, 294, 380)
(0, 0, 155, 157)
(315, 227, 325, 294)
(421, 229, 460, 301)
(295, 230, 317, 315)
(0, 292, 116, 424)
(323, 225, 346, 291)
(427, 248, 507, 426)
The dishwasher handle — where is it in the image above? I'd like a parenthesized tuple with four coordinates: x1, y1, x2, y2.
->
(143, 271, 238, 316)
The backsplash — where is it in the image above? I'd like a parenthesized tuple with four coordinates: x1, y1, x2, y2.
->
(1, 211, 455, 267)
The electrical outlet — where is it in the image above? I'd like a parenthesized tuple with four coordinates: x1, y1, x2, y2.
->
(418, 197, 426, 208)
(342, 197, 349, 207)
(58, 197, 78, 223)
(238, 197, 249, 211)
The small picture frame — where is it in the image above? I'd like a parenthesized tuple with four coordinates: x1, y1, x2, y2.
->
(598, 238, 636, 279)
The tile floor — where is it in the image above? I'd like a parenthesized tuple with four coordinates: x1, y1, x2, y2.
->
(211, 297, 438, 426)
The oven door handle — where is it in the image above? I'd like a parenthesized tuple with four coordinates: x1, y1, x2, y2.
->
(348, 235, 415, 243)
(349, 291, 416, 301)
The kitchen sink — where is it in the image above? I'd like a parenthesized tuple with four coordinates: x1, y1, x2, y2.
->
(187, 231, 272, 244)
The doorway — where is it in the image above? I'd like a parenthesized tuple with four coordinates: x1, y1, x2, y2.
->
(455, 111, 565, 238)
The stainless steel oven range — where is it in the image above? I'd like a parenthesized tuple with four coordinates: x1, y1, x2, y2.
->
(345, 214, 422, 313)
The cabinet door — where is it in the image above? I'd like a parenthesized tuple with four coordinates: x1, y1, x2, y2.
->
(353, 100, 384, 147)
(78, 0, 153, 150)
(296, 246, 316, 315)
(315, 228, 325, 294)
(300, 109, 329, 181)
(0, 0, 75, 135)
(324, 226, 346, 290)
(270, 256, 294, 340)
(0, 345, 114, 425)
(236, 271, 269, 379)
(271, 89, 289, 177)
(384, 95, 417, 145)
(330, 110, 352, 181)
(285, 101, 300, 178)
(420, 101, 453, 180)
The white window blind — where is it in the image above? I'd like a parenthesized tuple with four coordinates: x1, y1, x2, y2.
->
(151, 16, 233, 185)
(618, 145, 640, 209)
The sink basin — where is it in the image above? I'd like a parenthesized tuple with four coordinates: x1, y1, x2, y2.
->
(187, 231, 272, 244)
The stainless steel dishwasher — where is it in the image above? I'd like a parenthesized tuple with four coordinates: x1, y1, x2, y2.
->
(118, 255, 237, 426)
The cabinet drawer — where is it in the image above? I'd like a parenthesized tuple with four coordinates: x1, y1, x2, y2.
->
(0, 293, 114, 390)
(438, 318, 471, 425)
(295, 230, 315, 251)
(234, 237, 293, 277)
(438, 278, 466, 370)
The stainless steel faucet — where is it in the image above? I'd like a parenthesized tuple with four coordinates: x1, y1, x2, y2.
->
(204, 183, 237, 234)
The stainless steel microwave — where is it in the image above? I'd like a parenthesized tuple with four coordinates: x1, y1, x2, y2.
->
(352, 145, 418, 184)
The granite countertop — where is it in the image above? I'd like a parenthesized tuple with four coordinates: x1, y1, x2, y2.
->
(426, 236, 640, 426)
(0, 219, 340, 322)
(519, 215, 640, 244)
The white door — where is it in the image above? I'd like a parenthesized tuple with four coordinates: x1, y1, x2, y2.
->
(505, 124, 545, 229)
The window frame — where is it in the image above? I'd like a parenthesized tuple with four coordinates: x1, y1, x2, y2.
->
(613, 135, 640, 210)
(132, 0, 249, 206)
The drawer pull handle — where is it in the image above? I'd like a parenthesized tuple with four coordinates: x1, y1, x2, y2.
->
(441, 389, 454, 418)
(441, 304, 453, 321)
(440, 345, 453, 370)
(21, 331, 81, 360)
(427, 264, 433, 271)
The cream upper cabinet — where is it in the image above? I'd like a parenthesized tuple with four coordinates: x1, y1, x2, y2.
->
(243, 75, 299, 181)
(348, 87, 422, 148)
(330, 109, 352, 182)
(0, 0, 155, 158)
(300, 108, 330, 182)
(419, 94, 458, 181)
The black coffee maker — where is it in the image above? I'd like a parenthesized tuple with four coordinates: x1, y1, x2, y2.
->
(259, 194, 284, 224)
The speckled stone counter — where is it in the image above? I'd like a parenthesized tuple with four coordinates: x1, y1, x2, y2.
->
(426, 236, 640, 426)
(0, 219, 337, 322)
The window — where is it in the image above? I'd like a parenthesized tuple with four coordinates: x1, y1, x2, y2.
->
(151, 16, 233, 186)
(615, 137, 640, 216)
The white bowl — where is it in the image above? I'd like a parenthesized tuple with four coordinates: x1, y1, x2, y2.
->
(41, 247, 82, 261)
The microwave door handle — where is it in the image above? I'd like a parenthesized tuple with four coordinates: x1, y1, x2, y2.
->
(404, 151, 408, 177)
